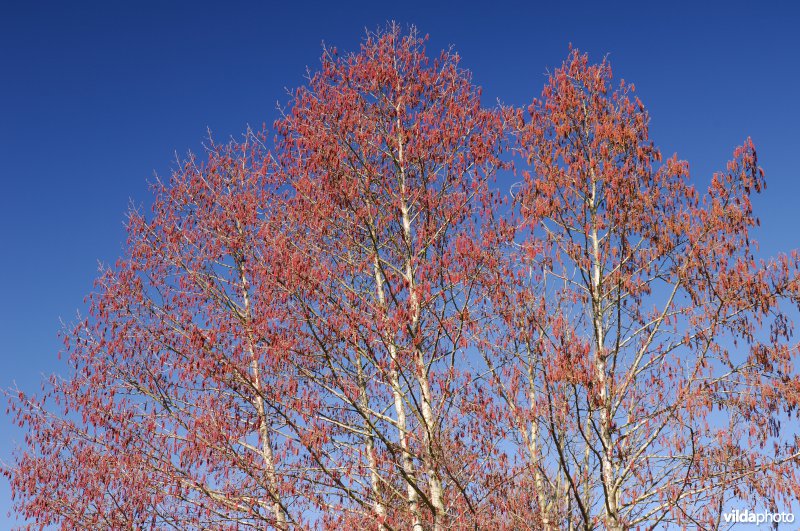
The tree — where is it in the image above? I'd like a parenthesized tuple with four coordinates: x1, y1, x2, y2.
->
(4, 133, 305, 529)
(491, 49, 800, 529)
(271, 25, 510, 529)
(5, 28, 800, 530)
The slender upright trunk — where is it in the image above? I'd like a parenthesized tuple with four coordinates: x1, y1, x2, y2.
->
(239, 259, 288, 530)
(589, 181, 621, 530)
(396, 108, 446, 529)
(525, 343, 552, 530)
(374, 256, 422, 530)
(357, 352, 388, 525)
(400, 177, 446, 530)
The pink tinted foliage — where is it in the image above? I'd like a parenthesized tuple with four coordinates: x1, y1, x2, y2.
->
(4, 30, 800, 531)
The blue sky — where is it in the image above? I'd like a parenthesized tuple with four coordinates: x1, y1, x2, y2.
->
(1, 0, 799, 525)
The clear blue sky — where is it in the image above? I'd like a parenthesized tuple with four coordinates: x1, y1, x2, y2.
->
(2, 0, 799, 525)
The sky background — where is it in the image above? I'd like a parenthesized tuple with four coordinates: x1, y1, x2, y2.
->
(2, 0, 799, 526)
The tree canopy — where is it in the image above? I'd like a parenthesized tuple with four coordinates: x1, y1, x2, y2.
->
(5, 25, 800, 530)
